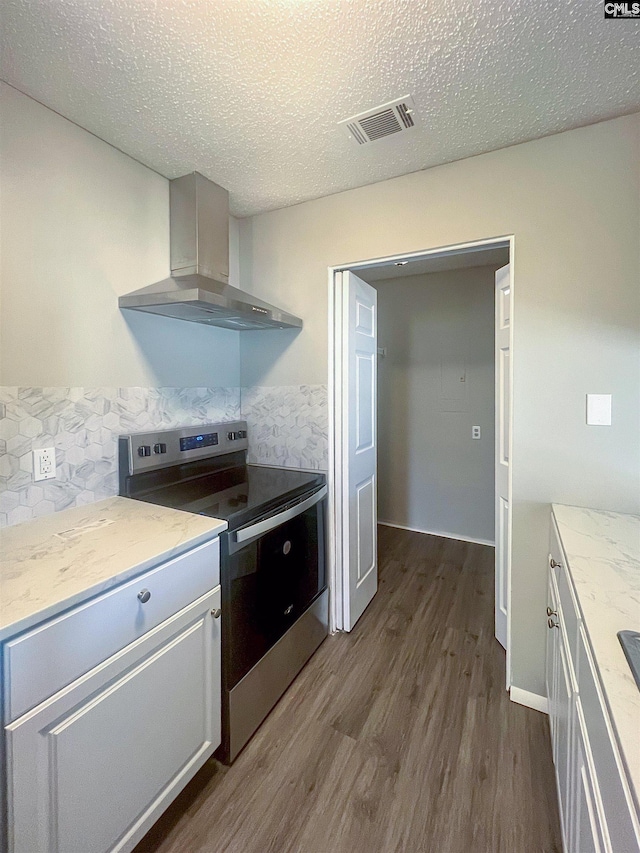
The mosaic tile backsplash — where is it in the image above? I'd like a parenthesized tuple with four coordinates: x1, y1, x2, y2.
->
(0, 385, 328, 528)
(242, 385, 328, 470)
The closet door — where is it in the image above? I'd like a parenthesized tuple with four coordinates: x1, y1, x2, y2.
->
(494, 263, 512, 652)
(338, 270, 378, 631)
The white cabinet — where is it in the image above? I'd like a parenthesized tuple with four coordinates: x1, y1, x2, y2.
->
(546, 573, 558, 743)
(4, 543, 222, 853)
(4, 537, 220, 722)
(547, 568, 575, 844)
(546, 515, 639, 853)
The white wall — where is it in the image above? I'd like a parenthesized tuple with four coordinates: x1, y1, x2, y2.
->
(0, 84, 240, 388)
(376, 266, 496, 544)
(239, 113, 640, 697)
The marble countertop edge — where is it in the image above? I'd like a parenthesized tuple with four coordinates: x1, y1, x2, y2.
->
(0, 522, 227, 644)
(0, 497, 227, 644)
(551, 503, 640, 812)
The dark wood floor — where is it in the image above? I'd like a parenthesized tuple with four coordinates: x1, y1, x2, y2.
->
(134, 527, 562, 853)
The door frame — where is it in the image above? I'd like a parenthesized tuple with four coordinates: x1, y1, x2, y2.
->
(328, 235, 515, 688)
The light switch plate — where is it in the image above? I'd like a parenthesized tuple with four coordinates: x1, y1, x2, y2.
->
(33, 447, 56, 481)
(586, 394, 612, 426)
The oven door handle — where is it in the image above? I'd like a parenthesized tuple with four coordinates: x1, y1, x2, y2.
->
(233, 485, 327, 544)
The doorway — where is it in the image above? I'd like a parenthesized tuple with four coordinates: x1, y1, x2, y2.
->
(328, 236, 514, 686)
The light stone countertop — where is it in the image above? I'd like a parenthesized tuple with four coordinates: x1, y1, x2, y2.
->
(0, 496, 227, 643)
(552, 504, 640, 805)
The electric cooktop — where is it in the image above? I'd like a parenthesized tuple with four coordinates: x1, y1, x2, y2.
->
(118, 421, 325, 532)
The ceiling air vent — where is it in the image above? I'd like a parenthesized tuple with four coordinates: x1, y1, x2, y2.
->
(339, 96, 418, 145)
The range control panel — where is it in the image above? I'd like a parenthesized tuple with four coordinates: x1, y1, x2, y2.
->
(119, 421, 249, 475)
(180, 432, 218, 452)
(136, 442, 168, 457)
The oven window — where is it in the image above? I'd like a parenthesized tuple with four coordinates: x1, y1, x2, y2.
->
(224, 500, 325, 688)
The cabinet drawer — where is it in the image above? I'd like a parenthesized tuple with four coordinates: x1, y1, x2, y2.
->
(4, 537, 220, 723)
(550, 517, 580, 668)
(556, 564, 580, 674)
(577, 627, 640, 853)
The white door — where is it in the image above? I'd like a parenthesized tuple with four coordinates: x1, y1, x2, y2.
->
(495, 263, 511, 650)
(337, 270, 378, 631)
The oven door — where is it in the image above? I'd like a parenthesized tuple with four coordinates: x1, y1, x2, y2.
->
(222, 485, 327, 690)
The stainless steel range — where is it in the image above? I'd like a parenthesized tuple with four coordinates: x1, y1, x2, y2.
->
(118, 421, 328, 763)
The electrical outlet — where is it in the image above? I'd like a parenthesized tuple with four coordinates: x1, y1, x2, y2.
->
(33, 447, 56, 481)
(472, 426, 481, 440)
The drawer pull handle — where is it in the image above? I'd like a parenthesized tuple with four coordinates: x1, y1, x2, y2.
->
(546, 607, 557, 618)
(211, 608, 222, 619)
(548, 617, 559, 629)
(550, 558, 561, 569)
(137, 589, 151, 604)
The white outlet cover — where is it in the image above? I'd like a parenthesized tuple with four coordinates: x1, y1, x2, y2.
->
(472, 426, 481, 439)
(33, 447, 56, 481)
(586, 394, 612, 426)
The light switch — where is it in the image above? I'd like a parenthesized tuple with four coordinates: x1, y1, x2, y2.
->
(586, 394, 612, 426)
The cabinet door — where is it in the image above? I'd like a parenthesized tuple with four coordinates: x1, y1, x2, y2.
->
(554, 629, 573, 845)
(7, 587, 221, 853)
(572, 700, 608, 853)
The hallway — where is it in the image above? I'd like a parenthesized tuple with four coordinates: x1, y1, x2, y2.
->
(135, 527, 562, 853)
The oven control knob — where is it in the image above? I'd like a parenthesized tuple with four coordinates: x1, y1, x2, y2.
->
(153, 443, 167, 454)
(211, 608, 222, 619)
(137, 445, 151, 457)
(283, 540, 292, 556)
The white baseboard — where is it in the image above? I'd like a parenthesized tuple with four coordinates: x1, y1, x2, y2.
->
(378, 520, 495, 548)
(510, 686, 549, 715)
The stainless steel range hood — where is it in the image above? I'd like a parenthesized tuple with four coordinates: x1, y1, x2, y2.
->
(119, 173, 302, 331)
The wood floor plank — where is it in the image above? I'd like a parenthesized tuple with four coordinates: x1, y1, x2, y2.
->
(134, 528, 562, 853)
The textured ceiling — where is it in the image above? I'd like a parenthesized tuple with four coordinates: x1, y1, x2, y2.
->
(1, 0, 639, 217)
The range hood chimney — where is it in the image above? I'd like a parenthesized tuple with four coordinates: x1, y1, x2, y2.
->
(119, 173, 302, 331)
